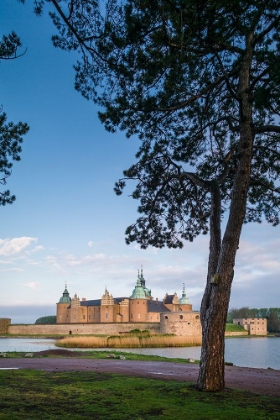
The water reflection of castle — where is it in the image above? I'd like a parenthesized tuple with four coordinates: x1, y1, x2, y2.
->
(57, 268, 194, 324)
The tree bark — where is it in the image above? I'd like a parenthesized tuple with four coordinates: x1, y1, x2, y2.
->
(197, 33, 255, 391)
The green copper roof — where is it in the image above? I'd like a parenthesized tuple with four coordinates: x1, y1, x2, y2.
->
(179, 284, 190, 305)
(131, 277, 146, 299)
(59, 286, 71, 303)
(143, 286, 151, 297)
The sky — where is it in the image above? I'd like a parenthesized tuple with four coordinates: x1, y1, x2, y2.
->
(0, 0, 279, 324)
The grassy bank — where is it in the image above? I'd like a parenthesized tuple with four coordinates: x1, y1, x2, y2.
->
(56, 333, 201, 349)
(0, 369, 279, 419)
(225, 324, 247, 332)
(2, 349, 195, 363)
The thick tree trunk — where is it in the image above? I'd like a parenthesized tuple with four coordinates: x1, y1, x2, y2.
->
(197, 33, 255, 391)
(197, 154, 252, 391)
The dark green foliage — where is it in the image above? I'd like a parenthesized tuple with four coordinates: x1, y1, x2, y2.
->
(35, 315, 56, 324)
(0, 32, 29, 205)
(267, 309, 280, 332)
(36, 0, 280, 248)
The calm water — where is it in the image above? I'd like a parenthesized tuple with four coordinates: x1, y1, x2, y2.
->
(0, 337, 279, 370)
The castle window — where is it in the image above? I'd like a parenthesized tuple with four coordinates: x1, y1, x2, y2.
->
(74, 315, 76, 320)
(165, 316, 168, 319)
(137, 302, 139, 304)
(195, 315, 199, 319)
(180, 315, 183, 319)
(106, 313, 108, 319)
(83, 315, 85, 320)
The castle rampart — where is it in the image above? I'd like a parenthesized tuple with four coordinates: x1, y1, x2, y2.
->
(8, 322, 160, 336)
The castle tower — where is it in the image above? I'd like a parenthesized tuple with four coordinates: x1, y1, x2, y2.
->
(56, 283, 71, 324)
(179, 283, 192, 311)
(130, 274, 148, 322)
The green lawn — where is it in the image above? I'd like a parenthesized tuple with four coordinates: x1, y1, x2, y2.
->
(3, 350, 192, 363)
(0, 370, 279, 419)
(225, 323, 247, 332)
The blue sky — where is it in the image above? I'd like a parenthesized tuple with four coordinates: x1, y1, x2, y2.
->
(0, 0, 279, 324)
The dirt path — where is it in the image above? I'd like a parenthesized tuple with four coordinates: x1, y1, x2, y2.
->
(1, 354, 280, 397)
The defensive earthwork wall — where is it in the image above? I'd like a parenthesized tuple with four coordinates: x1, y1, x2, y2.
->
(8, 322, 160, 335)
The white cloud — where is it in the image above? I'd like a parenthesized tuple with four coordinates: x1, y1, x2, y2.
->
(24, 281, 40, 289)
(28, 245, 44, 253)
(45, 255, 66, 273)
(88, 241, 93, 247)
(0, 237, 37, 256)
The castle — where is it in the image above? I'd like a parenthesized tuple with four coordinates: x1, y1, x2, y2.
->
(233, 318, 267, 335)
(57, 268, 194, 325)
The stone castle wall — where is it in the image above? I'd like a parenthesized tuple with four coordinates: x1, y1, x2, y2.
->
(8, 322, 160, 335)
(233, 318, 267, 335)
(160, 312, 202, 343)
(0, 318, 11, 334)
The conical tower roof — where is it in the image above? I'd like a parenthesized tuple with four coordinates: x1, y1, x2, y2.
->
(58, 283, 71, 303)
(179, 283, 190, 304)
(131, 274, 146, 299)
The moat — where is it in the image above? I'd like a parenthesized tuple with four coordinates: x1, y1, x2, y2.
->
(1, 337, 279, 370)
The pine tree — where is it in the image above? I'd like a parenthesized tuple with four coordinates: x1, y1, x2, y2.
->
(39, 0, 280, 391)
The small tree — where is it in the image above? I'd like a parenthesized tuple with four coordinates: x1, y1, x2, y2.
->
(35, 315, 56, 324)
(227, 307, 250, 322)
(267, 308, 280, 332)
(0, 32, 29, 204)
(37, 0, 280, 391)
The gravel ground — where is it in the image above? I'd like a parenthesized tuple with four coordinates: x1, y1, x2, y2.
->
(1, 350, 279, 397)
